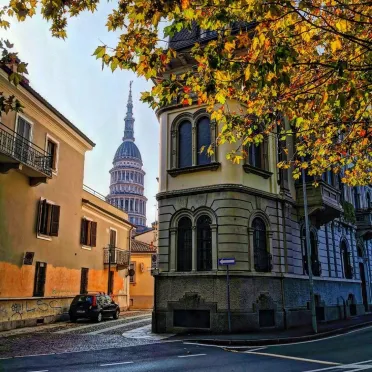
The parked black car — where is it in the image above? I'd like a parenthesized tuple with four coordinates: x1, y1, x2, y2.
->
(69, 293, 120, 323)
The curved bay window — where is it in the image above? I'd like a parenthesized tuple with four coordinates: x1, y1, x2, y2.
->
(177, 217, 192, 271)
(197, 117, 211, 165)
(341, 240, 353, 279)
(302, 228, 321, 277)
(252, 218, 271, 272)
(178, 120, 192, 168)
(197, 215, 212, 271)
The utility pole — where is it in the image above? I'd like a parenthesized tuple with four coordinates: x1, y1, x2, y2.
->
(301, 159, 318, 334)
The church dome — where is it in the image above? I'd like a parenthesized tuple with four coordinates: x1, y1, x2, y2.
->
(114, 140, 142, 163)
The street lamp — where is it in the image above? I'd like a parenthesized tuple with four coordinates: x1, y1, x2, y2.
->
(301, 157, 318, 334)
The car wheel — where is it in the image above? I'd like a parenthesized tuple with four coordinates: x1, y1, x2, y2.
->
(96, 312, 103, 323)
(70, 316, 77, 323)
(113, 309, 120, 320)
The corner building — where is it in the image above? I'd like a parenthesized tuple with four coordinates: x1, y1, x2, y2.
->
(153, 25, 372, 333)
(107, 83, 148, 232)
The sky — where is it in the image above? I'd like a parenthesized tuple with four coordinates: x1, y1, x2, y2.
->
(1, 3, 160, 225)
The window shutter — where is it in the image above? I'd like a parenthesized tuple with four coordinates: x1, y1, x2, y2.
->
(91, 222, 97, 247)
(80, 219, 86, 245)
(50, 205, 60, 237)
(36, 199, 46, 234)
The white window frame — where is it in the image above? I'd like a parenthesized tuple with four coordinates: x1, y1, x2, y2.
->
(45, 133, 60, 175)
(15, 113, 34, 142)
(36, 197, 56, 241)
(81, 215, 94, 250)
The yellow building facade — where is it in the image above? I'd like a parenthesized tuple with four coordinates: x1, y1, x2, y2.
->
(129, 240, 157, 309)
(0, 67, 134, 330)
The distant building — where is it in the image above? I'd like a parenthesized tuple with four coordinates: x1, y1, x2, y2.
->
(152, 25, 372, 333)
(0, 67, 134, 330)
(106, 82, 148, 233)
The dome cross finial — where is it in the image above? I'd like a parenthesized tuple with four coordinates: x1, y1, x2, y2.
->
(123, 81, 135, 141)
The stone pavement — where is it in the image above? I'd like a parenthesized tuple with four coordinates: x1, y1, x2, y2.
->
(0, 310, 161, 359)
(183, 313, 372, 346)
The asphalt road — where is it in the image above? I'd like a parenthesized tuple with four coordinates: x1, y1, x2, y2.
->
(1, 324, 372, 372)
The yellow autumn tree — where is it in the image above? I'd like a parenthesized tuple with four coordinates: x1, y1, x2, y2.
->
(1, 0, 371, 184)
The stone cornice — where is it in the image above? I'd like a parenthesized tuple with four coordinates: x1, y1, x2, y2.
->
(157, 183, 296, 205)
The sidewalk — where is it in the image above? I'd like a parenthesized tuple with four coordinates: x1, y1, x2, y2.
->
(183, 313, 372, 346)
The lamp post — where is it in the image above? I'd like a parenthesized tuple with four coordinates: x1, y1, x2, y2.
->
(301, 158, 318, 334)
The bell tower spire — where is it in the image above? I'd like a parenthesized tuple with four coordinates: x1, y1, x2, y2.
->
(123, 81, 135, 141)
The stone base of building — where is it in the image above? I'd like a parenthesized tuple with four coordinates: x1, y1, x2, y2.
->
(152, 274, 366, 334)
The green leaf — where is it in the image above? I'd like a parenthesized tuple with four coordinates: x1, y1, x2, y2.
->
(93, 46, 106, 59)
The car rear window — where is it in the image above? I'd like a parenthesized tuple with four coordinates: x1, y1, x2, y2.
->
(72, 295, 93, 304)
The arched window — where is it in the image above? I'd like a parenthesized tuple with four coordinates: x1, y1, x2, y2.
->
(178, 120, 192, 168)
(341, 240, 353, 279)
(197, 215, 212, 271)
(252, 218, 271, 272)
(367, 193, 371, 209)
(197, 117, 211, 165)
(302, 227, 321, 276)
(177, 217, 192, 271)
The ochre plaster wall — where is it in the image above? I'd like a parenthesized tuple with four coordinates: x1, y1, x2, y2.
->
(130, 253, 154, 309)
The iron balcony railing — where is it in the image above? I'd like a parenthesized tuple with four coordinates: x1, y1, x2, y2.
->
(103, 247, 130, 268)
(0, 123, 52, 177)
(254, 251, 272, 272)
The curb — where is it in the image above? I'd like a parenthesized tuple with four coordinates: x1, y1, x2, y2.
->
(185, 320, 372, 347)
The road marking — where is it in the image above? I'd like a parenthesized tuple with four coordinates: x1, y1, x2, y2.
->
(304, 360, 372, 372)
(56, 314, 151, 334)
(245, 351, 341, 366)
(27, 370, 49, 372)
(270, 325, 372, 348)
(86, 317, 151, 335)
(178, 353, 207, 358)
(100, 361, 133, 366)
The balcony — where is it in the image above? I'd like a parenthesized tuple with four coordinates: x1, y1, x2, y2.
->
(103, 247, 130, 269)
(355, 208, 372, 240)
(296, 180, 343, 227)
(0, 123, 52, 185)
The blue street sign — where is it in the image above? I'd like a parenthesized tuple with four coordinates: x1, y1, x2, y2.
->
(218, 257, 236, 266)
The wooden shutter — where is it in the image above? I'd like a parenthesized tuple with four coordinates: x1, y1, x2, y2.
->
(50, 205, 60, 237)
(36, 199, 46, 234)
(80, 219, 86, 245)
(91, 222, 97, 247)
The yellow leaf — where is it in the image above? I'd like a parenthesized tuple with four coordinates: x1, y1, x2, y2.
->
(244, 66, 251, 81)
(224, 40, 235, 53)
(331, 38, 342, 53)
